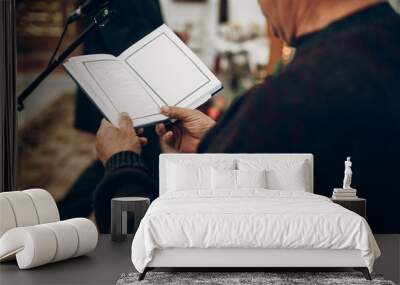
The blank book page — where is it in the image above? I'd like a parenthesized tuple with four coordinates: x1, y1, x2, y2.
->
(124, 34, 210, 106)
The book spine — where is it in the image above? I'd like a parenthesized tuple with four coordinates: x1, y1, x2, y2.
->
(333, 189, 357, 193)
(332, 195, 358, 200)
(332, 193, 358, 197)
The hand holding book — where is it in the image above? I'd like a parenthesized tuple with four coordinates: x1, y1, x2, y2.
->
(95, 106, 215, 163)
(64, 24, 222, 128)
(155, 106, 216, 153)
(96, 113, 147, 164)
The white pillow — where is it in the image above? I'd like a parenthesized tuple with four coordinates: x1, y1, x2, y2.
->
(166, 159, 236, 192)
(236, 169, 267, 188)
(267, 165, 307, 191)
(167, 163, 211, 191)
(211, 169, 267, 190)
(211, 169, 236, 190)
(237, 159, 309, 191)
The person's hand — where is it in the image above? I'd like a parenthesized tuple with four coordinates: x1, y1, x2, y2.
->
(155, 106, 215, 153)
(96, 113, 148, 164)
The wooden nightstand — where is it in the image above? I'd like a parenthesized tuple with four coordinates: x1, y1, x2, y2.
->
(331, 198, 366, 219)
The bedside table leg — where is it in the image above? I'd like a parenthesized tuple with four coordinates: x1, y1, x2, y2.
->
(354, 267, 371, 280)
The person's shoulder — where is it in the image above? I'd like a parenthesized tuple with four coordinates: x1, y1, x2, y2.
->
(245, 5, 400, 105)
(277, 14, 399, 90)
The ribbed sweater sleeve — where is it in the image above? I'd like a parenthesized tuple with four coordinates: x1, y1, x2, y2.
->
(94, 151, 158, 233)
(104, 151, 149, 174)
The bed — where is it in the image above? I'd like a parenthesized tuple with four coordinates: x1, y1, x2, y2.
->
(131, 154, 380, 280)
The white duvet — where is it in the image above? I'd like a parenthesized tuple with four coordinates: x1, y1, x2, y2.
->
(131, 190, 380, 273)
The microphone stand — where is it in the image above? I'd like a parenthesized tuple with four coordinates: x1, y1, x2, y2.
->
(17, 7, 113, 111)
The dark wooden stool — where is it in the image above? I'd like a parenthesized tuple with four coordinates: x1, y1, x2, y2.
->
(111, 197, 150, 242)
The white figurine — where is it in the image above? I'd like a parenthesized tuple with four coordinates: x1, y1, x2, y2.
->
(343, 157, 353, 189)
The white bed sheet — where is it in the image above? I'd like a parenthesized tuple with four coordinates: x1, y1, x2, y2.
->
(131, 190, 380, 273)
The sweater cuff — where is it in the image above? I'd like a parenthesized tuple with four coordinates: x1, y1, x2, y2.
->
(104, 151, 147, 174)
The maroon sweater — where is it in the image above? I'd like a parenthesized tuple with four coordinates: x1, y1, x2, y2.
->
(94, 3, 400, 233)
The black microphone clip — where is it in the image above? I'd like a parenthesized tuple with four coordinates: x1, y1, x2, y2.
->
(68, 0, 109, 23)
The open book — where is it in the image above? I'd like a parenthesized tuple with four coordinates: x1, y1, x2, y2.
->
(63, 24, 222, 127)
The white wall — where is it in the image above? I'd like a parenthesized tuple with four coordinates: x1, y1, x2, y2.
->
(228, 0, 265, 26)
(160, 0, 266, 67)
(161, 0, 265, 28)
(160, 0, 219, 67)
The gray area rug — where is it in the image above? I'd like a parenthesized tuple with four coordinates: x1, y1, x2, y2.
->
(117, 272, 396, 285)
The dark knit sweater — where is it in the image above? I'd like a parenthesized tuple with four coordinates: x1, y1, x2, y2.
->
(94, 3, 400, 233)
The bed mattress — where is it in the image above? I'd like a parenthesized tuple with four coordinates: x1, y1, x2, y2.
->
(131, 190, 380, 273)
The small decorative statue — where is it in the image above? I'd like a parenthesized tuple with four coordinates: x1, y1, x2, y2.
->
(342, 156, 353, 189)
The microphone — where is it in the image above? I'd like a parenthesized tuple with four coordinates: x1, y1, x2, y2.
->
(68, 0, 109, 23)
